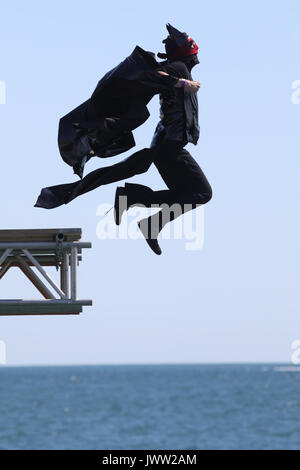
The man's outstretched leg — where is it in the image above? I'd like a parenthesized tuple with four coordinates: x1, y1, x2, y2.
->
(34, 148, 153, 209)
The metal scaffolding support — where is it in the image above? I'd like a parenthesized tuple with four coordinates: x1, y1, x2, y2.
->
(0, 228, 92, 316)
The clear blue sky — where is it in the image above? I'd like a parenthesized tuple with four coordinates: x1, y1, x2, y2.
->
(0, 0, 299, 365)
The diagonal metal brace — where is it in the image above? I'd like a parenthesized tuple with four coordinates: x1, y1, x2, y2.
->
(0, 258, 12, 280)
(22, 249, 67, 299)
(0, 249, 12, 266)
(15, 254, 55, 300)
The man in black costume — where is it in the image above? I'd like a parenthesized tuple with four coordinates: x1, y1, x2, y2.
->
(112, 24, 213, 254)
(35, 24, 212, 254)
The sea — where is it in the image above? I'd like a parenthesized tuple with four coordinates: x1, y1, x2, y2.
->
(0, 363, 299, 450)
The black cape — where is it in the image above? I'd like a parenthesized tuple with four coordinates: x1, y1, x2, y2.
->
(58, 46, 173, 169)
(35, 47, 180, 209)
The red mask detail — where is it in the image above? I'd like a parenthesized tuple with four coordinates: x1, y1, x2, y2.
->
(170, 37, 199, 60)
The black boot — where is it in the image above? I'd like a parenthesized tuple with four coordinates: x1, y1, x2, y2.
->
(114, 182, 155, 225)
(114, 186, 127, 225)
(137, 218, 162, 256)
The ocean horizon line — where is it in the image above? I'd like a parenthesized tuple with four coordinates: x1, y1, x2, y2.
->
(0, 361, 294, 368)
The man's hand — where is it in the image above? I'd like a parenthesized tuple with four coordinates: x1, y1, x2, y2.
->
(179, 79, 201, 93)
(157, 71, 201, 94)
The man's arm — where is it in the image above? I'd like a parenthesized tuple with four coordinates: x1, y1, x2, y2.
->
(156, 70, 200, 93)
(140, 63, 200, 94)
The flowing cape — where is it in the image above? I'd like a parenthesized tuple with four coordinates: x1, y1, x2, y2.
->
(35, 47, 178, 209)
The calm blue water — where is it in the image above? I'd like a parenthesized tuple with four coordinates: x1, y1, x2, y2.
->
(0, 364, 300, 450)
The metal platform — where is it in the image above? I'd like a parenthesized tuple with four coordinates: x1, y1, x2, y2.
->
(0, 228, 92, 315)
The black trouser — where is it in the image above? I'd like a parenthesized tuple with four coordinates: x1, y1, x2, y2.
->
(35, 139, 212, 225)
(35, 147, 153, 209)
(121, 139, 212, 237)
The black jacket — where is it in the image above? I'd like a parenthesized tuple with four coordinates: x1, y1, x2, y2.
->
(150, 60, 199, 147)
